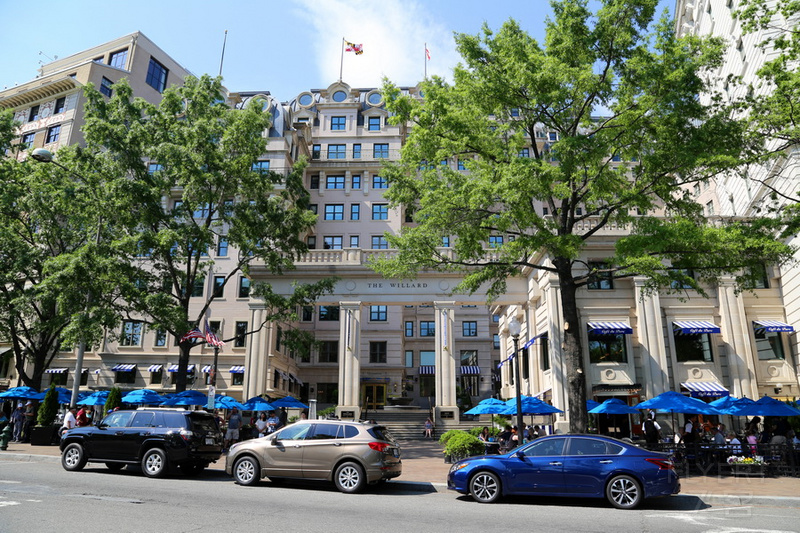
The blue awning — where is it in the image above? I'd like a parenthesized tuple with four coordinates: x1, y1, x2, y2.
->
(587, 321, 633, 335)
(229, 365, 246, 373)
(753, 320, 794, 333)
(111, 364, 136, 372)
(522, 332, 547, 349)
(147, 364, 163, 373)
(681, 381, 729, 398)
(459, 365, 481, 375)
(167, 364, 195, 372)
(201, 365, 213, 373)
(673, 320, 720, 334)
(419, 365, 435, 375)
(44, 368, 68, 374)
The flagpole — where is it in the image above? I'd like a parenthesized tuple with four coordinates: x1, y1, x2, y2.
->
(424, 42, 427, 79)
(340, 37, 345, 82)
(218, 30, 228, 78)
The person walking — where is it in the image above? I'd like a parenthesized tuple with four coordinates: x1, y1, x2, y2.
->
(61, 407, 77, 435)
(11, 404, 25, 442)
(224, 407, 242, 450)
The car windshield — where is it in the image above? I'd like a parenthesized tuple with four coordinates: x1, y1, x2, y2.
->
(367, 426, 394, 442)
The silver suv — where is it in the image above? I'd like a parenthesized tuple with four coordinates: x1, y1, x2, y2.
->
(226, 420, 402, 493)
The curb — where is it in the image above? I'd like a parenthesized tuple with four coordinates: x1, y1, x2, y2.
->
(681, 493, 800, 508)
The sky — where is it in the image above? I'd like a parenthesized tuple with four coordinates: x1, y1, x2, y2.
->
(0, 0, 674, 102)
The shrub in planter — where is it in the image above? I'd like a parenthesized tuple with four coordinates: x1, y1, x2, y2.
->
(443, 431, 484, 461)
(438, 429, 464, 447)
(103, 387, 122, 417)
(468, 426, 501, 438)
(37, 384, 59, 427)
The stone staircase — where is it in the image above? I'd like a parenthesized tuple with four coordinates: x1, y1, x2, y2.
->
(369, 408, 488, 441)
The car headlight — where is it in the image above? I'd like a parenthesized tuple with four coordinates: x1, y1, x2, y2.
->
(449, 462, 470, 474)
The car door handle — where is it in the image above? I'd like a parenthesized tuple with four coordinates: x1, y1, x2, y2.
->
(333, 442, 342, 446)
(599, 460, 613, 464)
(549, 461, 562, 466)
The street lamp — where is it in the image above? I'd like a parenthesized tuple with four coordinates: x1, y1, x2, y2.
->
(31, 148, 92, 410)
(508, 316, 524, 447)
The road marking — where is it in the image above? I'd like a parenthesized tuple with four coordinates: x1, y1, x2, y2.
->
(0, 480, 22, 484)
(0, 501, 21, 507)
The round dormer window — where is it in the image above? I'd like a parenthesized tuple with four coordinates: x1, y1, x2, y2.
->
(298, 93, 313, 106)
(332, 90, 347, 102)
(367, 92, 382, 105)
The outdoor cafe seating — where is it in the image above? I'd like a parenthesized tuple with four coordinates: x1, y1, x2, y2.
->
(643, 441, 800, 477)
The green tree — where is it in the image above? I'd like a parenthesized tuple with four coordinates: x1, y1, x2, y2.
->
(104, 386, 122, 417)
(377, 0, 795, 432)
(37, 383, 59, 426)
(77, 75, 332, 391)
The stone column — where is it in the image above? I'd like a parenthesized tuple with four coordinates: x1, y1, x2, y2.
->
(336, 302, 362, 420)
(634, 277, 670, 399)
(243, 305, 265, 400)
(434, 301, 459, 425)
(718, 277, 757, 398)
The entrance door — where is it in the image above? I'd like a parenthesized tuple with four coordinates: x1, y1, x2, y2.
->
(362, 384, 386, 410)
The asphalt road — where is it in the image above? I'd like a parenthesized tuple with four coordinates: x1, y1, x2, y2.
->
(1, 462, 799, 533)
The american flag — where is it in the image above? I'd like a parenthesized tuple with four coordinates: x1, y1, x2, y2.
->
(205, 319, 224, 347)
(179, 327, 205, 343)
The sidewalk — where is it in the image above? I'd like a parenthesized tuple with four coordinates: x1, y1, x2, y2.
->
(2, 439, 798, 506)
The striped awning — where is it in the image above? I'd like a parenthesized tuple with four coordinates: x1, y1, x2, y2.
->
(290, 373, 303, 386)
(201, 365, 213, 373)
(111, 364, 136, 372)
(147, 364, 163, 373)
(419, 365, 436, 375)
(681, 381, 729, 398)
(276, 369, 289, 379)
(673, 320, 720, 334)
(459, 365, 481, 375)
(587, 321, 633, 335)
(531, 388, 551, 399)
(753, 320, 794, 333)
(44, 368, 68, 374)
(167, 364, 195, 372)
(229, 365, 245, 374)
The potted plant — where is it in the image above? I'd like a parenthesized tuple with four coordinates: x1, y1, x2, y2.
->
(727, 455, 768, 477)
(103, 387, 122, 418)
(30, 384, 59, 445)
(441, 430, 484, 463)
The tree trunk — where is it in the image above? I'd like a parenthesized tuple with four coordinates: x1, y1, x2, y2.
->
(555, 258, 588, 433)
(175, 343, 191, 392)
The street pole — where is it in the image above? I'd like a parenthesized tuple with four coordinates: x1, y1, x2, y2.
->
(508, 317, 524, 447)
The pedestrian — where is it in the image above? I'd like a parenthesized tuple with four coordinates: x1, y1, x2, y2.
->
(61, 407, 77, 435)
(424, 417, 434, 439)
(255, 412, 269, 437)
(278, 407, 288, 430)
(644, 414, 661, 445)
(22, 401, 36, 442)
(266, 410, 280, 434)
(224, 407, 242, 450)
(11, 403, 25, 442)
(76, 406, 90, 427)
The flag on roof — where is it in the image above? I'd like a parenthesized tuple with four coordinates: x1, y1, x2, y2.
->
(425, 47, 431, 60)
(205, 319, 224, 347)
(345, 41, 363, 55)
(179, 327, 204, 343)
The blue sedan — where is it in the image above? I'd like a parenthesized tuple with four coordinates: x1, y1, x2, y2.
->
(447, 434, 679, 509)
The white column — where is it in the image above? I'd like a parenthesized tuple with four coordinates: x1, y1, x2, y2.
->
(243, 305, 265, 400)
(543, 278, 569, 434)
(718, 277, 757, 398)
(434, 301, 458, 425)
(634, 277, 669, 399)
(336, 302, 362, 420)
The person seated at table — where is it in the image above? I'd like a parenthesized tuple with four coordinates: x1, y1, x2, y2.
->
(770, 426, 787, 446)
(711, 426, 726, 446)
(498, 425, 514, 452)
(478, 426, 491, 442)
(787, 430, 800, 447)
(727, 432, 742, 454)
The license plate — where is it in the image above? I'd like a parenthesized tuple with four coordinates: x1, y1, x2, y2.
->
(392, 448, 399, 458)
(205, 438, 215, 445)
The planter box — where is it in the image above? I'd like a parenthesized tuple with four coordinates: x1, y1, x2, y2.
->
(731, 463, 766, 477)
(30, 425, 59, 446)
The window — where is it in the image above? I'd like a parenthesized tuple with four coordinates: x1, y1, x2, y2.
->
(320, 340, 338, 363)
(323, 236, 343, 249)
(442, 236, 450, 247)
(370, 305, 387, 321)
(326, 175, 345, 189)
(234, 321, 248, 347)
(309, 175, 320, 189)
(115, 369, 136, 384)
(319, 306, 340, 321)
(371, 236, 388, 249)
(548, 132, 558, 142)
(324, 204, 344, 220)
(54, 97, 66, 114)
(28, 105, 40, 122)
(350, 203, 360, 220)
(518, 148, 530, 157)
(420, 321, 435, 337)
(150, 368, 163, 385)
(50, 371, 67, 386)
(147, 163, 163, 175)
(109, 48, 128, 69)
(369, 341, 387, 363)
(308, 204, 318, 215)
(327, 144, 346, 159)
(706, 200, 715, 216)
(373, 143, 389, 158)
(457, 159, 466, 170)
(252, 160, 270, 175)
(316, 382, 338, 404)
(307, 236, 317, 249)
(45, 125, 61, 144)
(217, 237, 228, 257)
(352, 144, 361, 159)
(232, 373, 244, 386)
(587, 261, 613, 290)
(352, 174, 361, 189)
(191, 276, 205, 297)
(405, 321, 414, 337)
(488, 235, 504, 248)
(146, 57, 168, 92)
(21, 132, 35, 149)
(754, 328, 785, 360)
(372, 204, 388, 220)
(493, 334, 500, 349)
(674, 333, 713, 362)
(462, 321, 477, 337)
(588, 332, 627, 364)
(368, 116, 381, 131)
(670, 268, 695, 289)
(312, 145, 321, 160)
(331, 116, 346, 130)
(541, 333, 550, 370)
(372, 175, 387, 188)
(100, 77, 113, 97)
(154, 329, 167, 347)
(120, 320, 143, 346)
(238, 277, 251, 298)
(405, 350, 414, 367)
(745, 264, 770, 289)
(349, 235, 359, 248)
(213, 276, 225, 298)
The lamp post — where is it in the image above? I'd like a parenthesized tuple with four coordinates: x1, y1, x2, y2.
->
(31, 148, 94, 410)
(508, 316, 524, 447)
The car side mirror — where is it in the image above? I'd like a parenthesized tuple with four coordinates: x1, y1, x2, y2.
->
(98, 423, 108, 429)
(514, 450, 525, 459)
(271, 436, 279, 445)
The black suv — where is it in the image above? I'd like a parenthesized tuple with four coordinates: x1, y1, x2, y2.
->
(60, 407, 223, 477)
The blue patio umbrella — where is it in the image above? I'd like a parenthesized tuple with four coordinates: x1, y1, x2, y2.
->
(121, 389, 164, 405)
(80, 390, 109, 406)
(270, 396, 309, 409)
(723, 397, 757, 416)
(589, 398, 640, 415)
(709, 395, 741, 413)
(633, 391, 723, 415)
(736, 396, 800, 417)
(161, 390, 208, 406)
(464, 398, 508, 416)
(214, 394, 245, 410)
(502, 395, 564, 415)
(242, 396, 276, 412)
(586, 399, 601, 411)
(0, 386, 40, 400)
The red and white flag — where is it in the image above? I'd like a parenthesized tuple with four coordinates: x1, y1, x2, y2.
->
(425, 47, 431, 60)
(345, 40, 364, 55)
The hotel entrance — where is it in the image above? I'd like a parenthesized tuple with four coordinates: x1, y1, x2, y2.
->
(361, 383, 386, 410)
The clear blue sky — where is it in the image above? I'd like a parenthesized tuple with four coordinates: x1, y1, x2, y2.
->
(0, 0, 674, 102)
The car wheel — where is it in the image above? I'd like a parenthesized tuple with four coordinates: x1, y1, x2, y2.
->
(334, 462, 365, 494)
(606, 474, 642, 509)
(470, 471, 501, 503)
(61, 443, 87, 472)
(141, 448, 168, 478)
(105, 462, 124, 472)
(233, 456, 260, 486)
